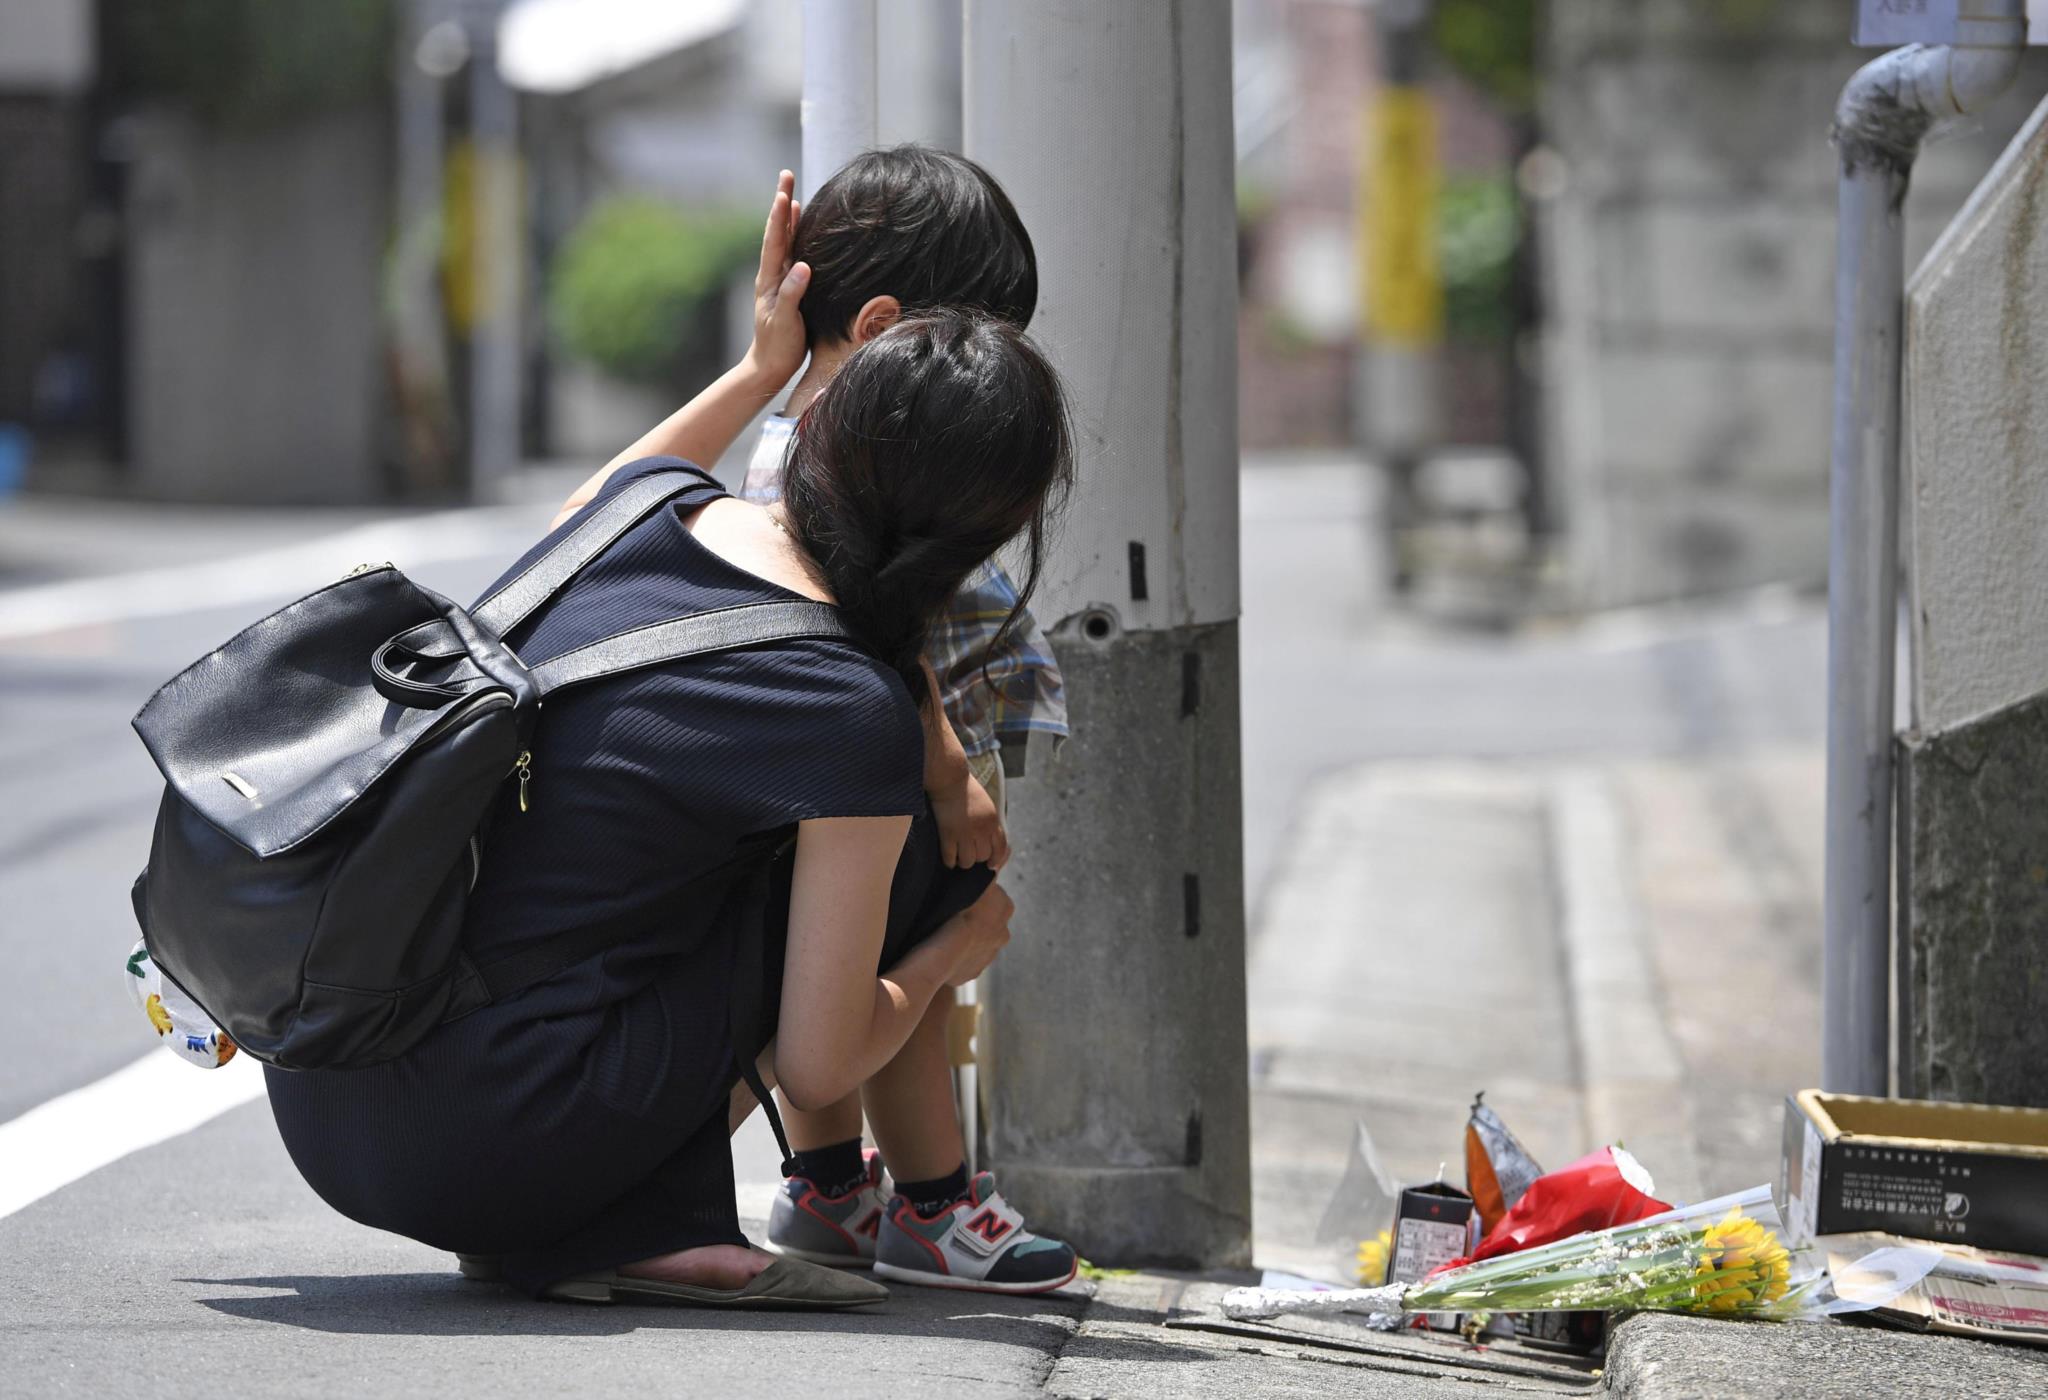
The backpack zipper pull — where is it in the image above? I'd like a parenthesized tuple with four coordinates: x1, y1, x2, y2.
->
(516, 749, 534, 811)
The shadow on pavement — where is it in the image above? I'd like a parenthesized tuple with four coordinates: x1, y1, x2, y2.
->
(179, 1271, 1092, 1342)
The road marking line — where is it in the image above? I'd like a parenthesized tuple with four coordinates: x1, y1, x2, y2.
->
(0, 505, 533, 643)
(0, 1051, 266, 1220)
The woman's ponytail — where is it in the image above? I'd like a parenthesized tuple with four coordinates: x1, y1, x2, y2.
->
(780, 310, 1072, 698)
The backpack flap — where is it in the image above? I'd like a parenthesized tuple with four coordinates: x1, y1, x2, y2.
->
(132, 567, 537, 860)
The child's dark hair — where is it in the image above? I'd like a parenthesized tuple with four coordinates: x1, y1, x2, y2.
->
(780, 308, 1071, 694)
(792, 145, 1038, 345)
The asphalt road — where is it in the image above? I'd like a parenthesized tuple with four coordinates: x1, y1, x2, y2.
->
(0, 456, 1845, 1396)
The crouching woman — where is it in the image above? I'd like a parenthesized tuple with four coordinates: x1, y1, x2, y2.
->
(263, 188, 1072, 1309)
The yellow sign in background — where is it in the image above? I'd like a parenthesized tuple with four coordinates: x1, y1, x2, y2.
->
(1361, 88, 1443, 348)
(441, 142, 524, 335)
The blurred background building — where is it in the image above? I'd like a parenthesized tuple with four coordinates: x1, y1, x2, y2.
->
(2, 0, 2046, 610)
(1541, 1, 2048, 608)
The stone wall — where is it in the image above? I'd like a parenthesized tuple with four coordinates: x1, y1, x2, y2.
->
(1896, 94, 2048, 1108)
(1897, 700, 2048, 1108)
(1541, 2, 2048, 608)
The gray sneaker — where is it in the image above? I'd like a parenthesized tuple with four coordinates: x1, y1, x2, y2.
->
(872, 1171, 1078, 1294)
(763, 1149, 888, 1269)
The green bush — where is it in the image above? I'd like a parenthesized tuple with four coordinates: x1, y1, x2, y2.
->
(549, 199, 758, 387)
(1431, 0, 1536, 114)
(103, 0, 394, 127)
(1439, 175, 1520, 345)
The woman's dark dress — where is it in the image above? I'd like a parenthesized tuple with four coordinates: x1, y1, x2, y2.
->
(264, 459, 987, 1294)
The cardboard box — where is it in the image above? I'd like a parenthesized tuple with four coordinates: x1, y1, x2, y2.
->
(1781, 1091, 2048, 1257)
(1828, 1235, 2048, 1348)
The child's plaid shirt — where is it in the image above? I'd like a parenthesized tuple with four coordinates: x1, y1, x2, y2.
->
(741, 416, 1069, 774)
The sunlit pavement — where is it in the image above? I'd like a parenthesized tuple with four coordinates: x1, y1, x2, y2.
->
(5, 461, 2041, 1396)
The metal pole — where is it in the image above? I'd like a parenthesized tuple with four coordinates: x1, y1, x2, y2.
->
(800, 0, 879, 201)
(391, 0, 457, 493)
(464, 0, 520, 497)
(1822, 3, 2024, 1095)
(801, 0, 980, 1168)
(1823, 156, 1910, 1098)
(964, 0, 1251, 1267)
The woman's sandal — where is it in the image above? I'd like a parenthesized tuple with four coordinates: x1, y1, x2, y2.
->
(542, 1255, 889, 1310)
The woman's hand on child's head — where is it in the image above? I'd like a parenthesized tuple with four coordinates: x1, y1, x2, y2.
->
(742, 170, 811, 388)
(941, 882, 1013, 987)
(932, 768, 1010, 871)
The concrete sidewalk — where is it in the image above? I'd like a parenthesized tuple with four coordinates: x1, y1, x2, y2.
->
(1228, 743, 2046, 1398)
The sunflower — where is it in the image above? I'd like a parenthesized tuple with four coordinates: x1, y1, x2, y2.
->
(1355, 1229, 1393, 1286)
(1691, 1209, 1792, 1311)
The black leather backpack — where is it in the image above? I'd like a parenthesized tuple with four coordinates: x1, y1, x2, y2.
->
(129, 466, 845, 1075)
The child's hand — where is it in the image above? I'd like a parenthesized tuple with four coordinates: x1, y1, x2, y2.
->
(931, 767, 1010, 871)
(742, 170, 810, 387)
(937, 882, 1013, 987)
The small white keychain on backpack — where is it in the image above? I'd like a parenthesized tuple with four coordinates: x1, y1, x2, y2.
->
(122, 939, 237, 1068)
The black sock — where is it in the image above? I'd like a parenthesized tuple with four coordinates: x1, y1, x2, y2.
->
(897, 1163, 970, 1217)
(789, 1138, 867, 1197)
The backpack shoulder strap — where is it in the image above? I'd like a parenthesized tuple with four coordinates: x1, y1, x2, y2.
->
(529, 598, 848, 697)
(472, 461, 721, 638)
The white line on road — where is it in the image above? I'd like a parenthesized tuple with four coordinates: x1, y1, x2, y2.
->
(0, 505, 535, 643)
(0, 1051, 267, 1220)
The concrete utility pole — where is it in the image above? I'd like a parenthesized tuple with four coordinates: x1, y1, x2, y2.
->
(964, 0, 1251, 1266)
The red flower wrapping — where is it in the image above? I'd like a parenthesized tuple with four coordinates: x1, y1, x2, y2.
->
(1433, 1147, 1672, 1275)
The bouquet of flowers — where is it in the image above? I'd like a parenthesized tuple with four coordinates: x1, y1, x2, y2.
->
(1225, 1186, 1912, 1324)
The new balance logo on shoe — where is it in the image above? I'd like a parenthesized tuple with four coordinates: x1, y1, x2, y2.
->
(964, 1208, 1013, 1246)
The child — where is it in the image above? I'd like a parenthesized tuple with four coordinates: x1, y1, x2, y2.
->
(554, 153, 1073, 1293)
(742, 148, 1070, 1290)
(741, 146, 1067, 845)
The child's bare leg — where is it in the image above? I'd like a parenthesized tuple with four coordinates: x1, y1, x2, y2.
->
(859, 983, 964, 1183)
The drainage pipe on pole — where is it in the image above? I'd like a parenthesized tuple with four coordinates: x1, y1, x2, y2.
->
(1823, 0, 2025, 1096)
(801, 0, 989, 1170)
(800, 0, 879, 202)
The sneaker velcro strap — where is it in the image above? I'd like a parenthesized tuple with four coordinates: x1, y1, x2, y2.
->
(952, 1192, 1028, 1259)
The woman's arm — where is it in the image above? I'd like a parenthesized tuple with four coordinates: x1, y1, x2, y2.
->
(772, 815, 1011, 1110)
(550, 170, 812, 530)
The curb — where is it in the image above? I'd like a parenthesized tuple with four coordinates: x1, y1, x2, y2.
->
(1545, 768, 1703, 1203)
